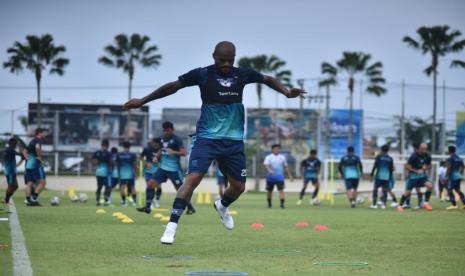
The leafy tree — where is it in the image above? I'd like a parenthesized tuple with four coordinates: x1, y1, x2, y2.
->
(3, 34, 69, 127)
(403, 25, 465, 153)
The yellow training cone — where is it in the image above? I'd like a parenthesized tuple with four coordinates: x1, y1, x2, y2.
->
(122, 218, 134, 223)
(68, 186, 76, 198)
(160, 216, 170, 222)
(112, 212, 123, 217)
(197, 192, 204, 204)
(204, 192, 212, 204)
(153, 213, 163, 218)
(96, 209, 106, 214)
(116, 214, 128, 220)
(153, 208, 169, 212)
(228, 210, 238, 215)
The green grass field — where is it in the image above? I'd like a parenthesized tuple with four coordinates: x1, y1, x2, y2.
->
(1, 189, 465, 276)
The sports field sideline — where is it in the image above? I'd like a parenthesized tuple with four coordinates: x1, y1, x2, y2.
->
(1, 189, 465, 276)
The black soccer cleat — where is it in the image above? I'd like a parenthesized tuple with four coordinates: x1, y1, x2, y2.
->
(186, 208, 196, 215)
(136, 206, 151, 214)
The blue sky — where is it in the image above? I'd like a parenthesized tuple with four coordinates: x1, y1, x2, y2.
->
(1, 0, 464, 137)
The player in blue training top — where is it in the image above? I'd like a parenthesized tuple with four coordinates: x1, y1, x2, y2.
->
(338, 146, 363, 208)
(92, 139, 112, 206)
(298, 149, 321, 205)
(445, 145, 465, 210)
(397, 143, 434, 211)
(23, 128, 47, 206)
(137, 122, 196, 214)
(139, 138, 161, 210)
(117, 141, 138, 206)
(110, 147, 119, 189)
(369, 145, 394, 209)
(1, 138, 25, 205)
(123, 41, 305, 244)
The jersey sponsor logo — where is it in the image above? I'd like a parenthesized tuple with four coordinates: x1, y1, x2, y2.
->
(216, 76, 237, 87)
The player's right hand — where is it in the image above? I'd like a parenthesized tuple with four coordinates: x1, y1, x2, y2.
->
(123, 98, 144, 110)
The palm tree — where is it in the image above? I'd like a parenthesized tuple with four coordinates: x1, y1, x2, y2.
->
(319, 62, 338, 158)
(403, 25, 465, 154)
(3, 34, 69, 127)
(238, 55, 292, 190)
(325, 52, 386, 147)
(99, 33, 162, 101)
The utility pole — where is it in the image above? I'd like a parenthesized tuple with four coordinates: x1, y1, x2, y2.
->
(325, 85, 331, 159)
(297, 79, 305, 146)
(400, 80, 405, 158)
(440, 80, 446, 154)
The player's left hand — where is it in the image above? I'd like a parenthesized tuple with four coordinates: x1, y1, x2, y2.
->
(286, 88, 306, 99)
(123, 98, 144, 110)
(166, 148, 175, 155)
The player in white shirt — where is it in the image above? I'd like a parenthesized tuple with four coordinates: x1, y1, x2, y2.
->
(263, 144, 293, 208)
(438, 161, 448, 202)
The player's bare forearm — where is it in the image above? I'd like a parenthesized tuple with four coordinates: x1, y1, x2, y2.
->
(263, 75, 306, 98)
(123, 81, 183, 110)
(142, 81, 182, 104)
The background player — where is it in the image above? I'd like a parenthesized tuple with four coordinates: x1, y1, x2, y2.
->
(91, 139, 112, 206)
(117, 141, 137, 206)
(23, 128, 47, 206)
(445, 145, 465, 210)
(369, 145, 394, 209)
(398, 143, 433, 211)
(264, 144, 293, 209)
(140, 138, 160, 210)
(438, 161, 448, 202)
(2, 137, 25, 205)
(298, 149, 321, 205)
(339, 146, 363, 208)
(123, 41, 304, 244)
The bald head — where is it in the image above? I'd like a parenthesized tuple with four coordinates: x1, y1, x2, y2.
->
(213, 41, 236, 74)
(214, 41, 236, 55)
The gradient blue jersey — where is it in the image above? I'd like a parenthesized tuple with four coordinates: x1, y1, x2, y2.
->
(373, 153, 393, 181)
(3, 147, 23, 175)
(117, 151, 136, 180)
(93, 149, 111, 177)
(26, 137, 42, 169)
(178, 65, 264, 140)
(111, 153, 119, 178)
(264, 154, 287, 182)
(407, 152, 431, 179)
(339, 155, 362, 179)
(159, 134, 184, 172)
(141, 147, 158, 174)
(448, 154, 464, 181)
(301, 157, 321, 179)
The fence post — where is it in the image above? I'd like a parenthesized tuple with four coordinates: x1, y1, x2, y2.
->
(54, 151, 59, 176)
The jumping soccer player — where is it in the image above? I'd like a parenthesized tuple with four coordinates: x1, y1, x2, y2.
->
(264, 144, 293, 209)
(123, 41, 305, 244)
(92, 139, 112, 206)
(369, 145, 394, 209)
(339, 146, 363, 208)
(298, 149, 321, 205)
(445, 145, 465, 210)
(139, 138, 160, 211)
(117, 141, 137, 206)
(137, 122, 195, 214)
(1, 138, 25, 205)
(397, 143, 433, 211)
(23, 128, 47, 206)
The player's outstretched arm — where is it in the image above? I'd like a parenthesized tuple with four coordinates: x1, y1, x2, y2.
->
(263, 75, 306, 98)
(123, 80, 183, 110)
